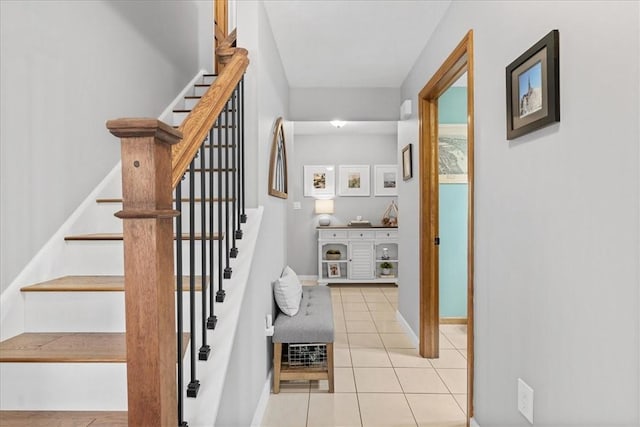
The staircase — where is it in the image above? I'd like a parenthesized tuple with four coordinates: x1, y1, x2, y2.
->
(0, 35, 253, 426)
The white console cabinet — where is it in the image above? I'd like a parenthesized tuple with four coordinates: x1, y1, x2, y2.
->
(317, 226, 398, 285)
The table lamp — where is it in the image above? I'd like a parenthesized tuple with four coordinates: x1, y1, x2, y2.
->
(315, 199, 334, 226)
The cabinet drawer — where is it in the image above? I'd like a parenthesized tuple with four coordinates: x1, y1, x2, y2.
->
(348, 230, 375, 239)
(319, 229, 348, 240)
(375, 229, 398, 239)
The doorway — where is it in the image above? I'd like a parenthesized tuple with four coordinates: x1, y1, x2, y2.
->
(418, 30, 474, 421)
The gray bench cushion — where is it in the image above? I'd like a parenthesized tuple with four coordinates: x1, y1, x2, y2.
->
(273, 286, 334, 343)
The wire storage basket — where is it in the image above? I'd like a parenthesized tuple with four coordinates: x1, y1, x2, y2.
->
(287, 343, 327, 368)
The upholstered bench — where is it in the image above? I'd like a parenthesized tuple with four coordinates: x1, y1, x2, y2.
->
(272, 285, 334, 393)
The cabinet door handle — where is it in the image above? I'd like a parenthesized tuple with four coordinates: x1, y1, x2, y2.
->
(333, 233, 336, 237)
(360, 233, 363, 237)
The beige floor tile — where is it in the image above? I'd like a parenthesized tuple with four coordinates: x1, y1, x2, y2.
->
(405, 394, 466, 427)
(276, 380, 311, 393)
(453, 394, 467, 415)
(458, 349, 467, 360)
(387, 348, 432, 368)
(348, 333, 384, 348)
(351, 347, 392, 367)
(343, 302, 370, 312)
(346, 320, 378, 333)
(307, 393, 362, 427)
(395, 368, 449, 393)
(335, 333, 349, 348)
(358, 393, 417, 427)
(437, 369, 467, 394)
(428, 349, 467, 369)
(261, 393, 309, 427)
(380, 333, 416, 349)
(366, 302, 395, 312)
(440, 324, 467, 336)
(344, 311, 373, 321)
(381, 288, 398, 296)
(445, 334, 467, 350)
(334, 347, 352, 367)
(342, 293, 366, 302)
(370, 311, 396, 321)
(311, 367, 356, 393)
(335, 318, 347, 334)
(360, 287, 384, 294)
(373, 319, 405, 334)
(341, 287, 364, 294)
(363, 293, 388, 302)
(439, 334, 455, 349)
(353, 367, 402, 393)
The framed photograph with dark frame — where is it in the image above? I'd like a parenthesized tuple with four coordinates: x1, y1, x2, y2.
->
(506, 30, 559, 140)
(402, 144, 413, 181)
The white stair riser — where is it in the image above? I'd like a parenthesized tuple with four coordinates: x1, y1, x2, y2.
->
(202, 75, 216, 85)
(194, 85, 210, 97)
(184, 98, 199, 109)
(0, 363, 127, 410)
(62, 242, 234, 276)
(24, 291, 207, 333)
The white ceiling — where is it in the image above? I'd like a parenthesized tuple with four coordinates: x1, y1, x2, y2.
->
(263, 0, 452, 88)
(294, 121, 397, 135)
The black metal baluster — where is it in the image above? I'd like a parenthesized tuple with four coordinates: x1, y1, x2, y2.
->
(207, 126, 217, 329)
(216, 112, 226, 302)
(199, 142, 211, 360)
(175, 184, 187, 426)
(187, 160, 200, 398)
(240, 77, 247, 224)
(230, 88, 238, 257)
(223, 98, 232, 279)
(234, 83, 243, 240)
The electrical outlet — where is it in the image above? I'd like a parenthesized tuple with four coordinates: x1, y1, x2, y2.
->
(293, 202, 301, 210)
(517, 378, 534, 424)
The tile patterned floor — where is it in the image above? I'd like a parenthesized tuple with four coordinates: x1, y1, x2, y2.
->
(261, 285, 468, 427)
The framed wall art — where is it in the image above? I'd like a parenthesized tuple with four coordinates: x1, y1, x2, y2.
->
(327, 262, 341, 278)
(303, 165, 335, 197)
(338, 165, 370, 197)
(268, 117, 288, 199)
(506, 29, 560, 140)
(439, 124, 468, 184)
(402, 144, 413, 181)
(374, 165, 398, 196)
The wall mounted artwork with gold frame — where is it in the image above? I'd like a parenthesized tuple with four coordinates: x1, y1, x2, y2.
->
(268, 117, 288, 199)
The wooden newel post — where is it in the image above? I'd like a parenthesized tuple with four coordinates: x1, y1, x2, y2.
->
(107, 118, 182, 427)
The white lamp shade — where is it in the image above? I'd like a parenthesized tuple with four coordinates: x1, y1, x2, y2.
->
(315, 199, 334, 214)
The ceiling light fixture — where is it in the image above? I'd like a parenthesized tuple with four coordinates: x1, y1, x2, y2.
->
(330, 120, 346, 128)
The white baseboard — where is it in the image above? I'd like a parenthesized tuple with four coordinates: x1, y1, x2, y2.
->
(298, 275, 319, 283)
(250, 370, 273, 427)
(395, 310, 419, 349)
(470, 417, 480, 427)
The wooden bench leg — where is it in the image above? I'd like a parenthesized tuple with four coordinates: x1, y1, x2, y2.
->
(326, 342, 334, 393)
(273, 342, 282, 394)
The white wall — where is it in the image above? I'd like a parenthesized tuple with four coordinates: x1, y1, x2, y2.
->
(288, 131, 398, 275)
(215, 1, 289, 425)
(0, 0, 205, 293)
(290, 87, 400, 121)
(398, 1, 639, 425)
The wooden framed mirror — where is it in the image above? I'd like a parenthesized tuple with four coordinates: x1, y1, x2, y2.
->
(268, 117, 288, 199)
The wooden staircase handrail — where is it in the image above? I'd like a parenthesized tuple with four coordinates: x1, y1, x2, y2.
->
(171, 44, 248, 189)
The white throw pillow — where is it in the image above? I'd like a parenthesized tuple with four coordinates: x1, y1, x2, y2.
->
(274, 266, 303, 316)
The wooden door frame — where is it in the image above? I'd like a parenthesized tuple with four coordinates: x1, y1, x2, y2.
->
(418, 30, 475, 421)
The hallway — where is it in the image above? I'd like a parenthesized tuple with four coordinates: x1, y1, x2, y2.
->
(261, 285, 468, 427)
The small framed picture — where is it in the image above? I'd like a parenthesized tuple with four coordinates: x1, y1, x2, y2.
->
(304, 165, 335, 197)
(402, 144, 413, 181)
(338, 165, 370, 197)
(327, 262, 341, 278)
(374, 165, 398, 196)
(506, 30, 560, 140)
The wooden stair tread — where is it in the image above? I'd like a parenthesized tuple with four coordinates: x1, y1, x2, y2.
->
(96, 197, 234, 204)
(0, 333, 190, 363)
(20, 275, 207, 292)
(0, 410, 128, 426)
(64, 233, 223, 241)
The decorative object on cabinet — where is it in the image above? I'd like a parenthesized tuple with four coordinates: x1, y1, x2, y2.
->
(381, 200, 398, 227)
(338, 165, 370, 197)
(304, 165, 335, 197)
(327, 262, 341, 278)
(374, 165, 398, 196)
(325, 249, 342, 260)
(380, 262, 393, 276)
(439, 124, 468, 183)
(317, 227, 398, 285)
(506, 29, 559, 140)
(315, 199, 334, 226)
(268, 117, 288, 199)
(402, 144, 413, 181)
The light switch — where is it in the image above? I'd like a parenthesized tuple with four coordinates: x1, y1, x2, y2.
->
(293, 202, 301, 210)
